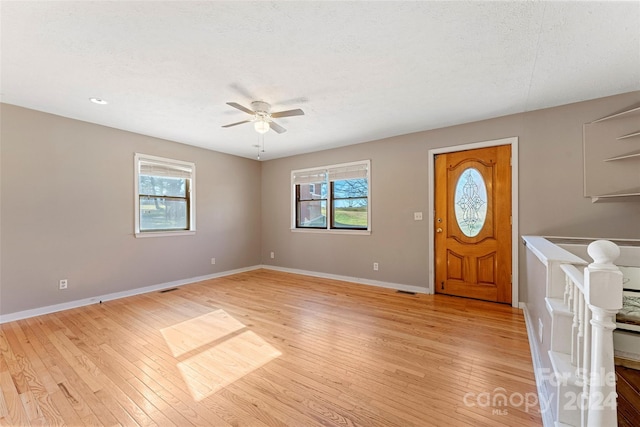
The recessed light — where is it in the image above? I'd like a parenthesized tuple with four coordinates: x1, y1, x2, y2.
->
(90, 97, 108, 105)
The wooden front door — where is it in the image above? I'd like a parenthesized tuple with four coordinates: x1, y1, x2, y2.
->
(434, 144, 512, 304)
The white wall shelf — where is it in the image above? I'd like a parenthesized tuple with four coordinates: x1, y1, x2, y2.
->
(590, 187, 640, 203)
(584, 103, 640, 202)
(603, 150, 640, 162)
(591, 105, 640, 123)
(617, 131, 640, 140)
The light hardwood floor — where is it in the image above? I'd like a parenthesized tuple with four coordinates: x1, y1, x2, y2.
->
(0, 269, 542, 426)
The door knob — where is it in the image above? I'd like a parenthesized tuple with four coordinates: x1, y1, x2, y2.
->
(436, 228, 443, 233)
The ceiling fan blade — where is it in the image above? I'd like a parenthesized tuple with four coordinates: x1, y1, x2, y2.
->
(229, 83, 257, 101)
(271, 108, 305, 118)
(269, 121, 287, 134)
(222, 120, 250, 128)
(226, 102, 254, 115)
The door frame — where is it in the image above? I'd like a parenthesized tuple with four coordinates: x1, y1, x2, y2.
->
(427, 137, 519, 307)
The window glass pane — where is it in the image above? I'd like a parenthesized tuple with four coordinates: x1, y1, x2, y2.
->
(333, 179, 368, 199)
(140, 197, 188, 231)
(298, 182, 327, 200)
(332, 199, 368, 228)
(292, 161, 369, 232)
(454, 168, 487, 237)
(297, 200, 327, 227)
(139, 175, 186, 197)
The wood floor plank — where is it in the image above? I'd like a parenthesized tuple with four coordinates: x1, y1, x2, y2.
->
(0, 269, 543, 426)
(46, 330, 158, 427)
(14, 321, 87, 426)
(0, 366, 31, 426)
(0, 381, 8, 420)
(48, 357, 116, 426)
(9, 321, 60, 395)
(616, 365, 640, 427)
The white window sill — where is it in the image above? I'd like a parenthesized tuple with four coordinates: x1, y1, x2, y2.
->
(290, 228, 371, 236)
(135, 230, 196, 238)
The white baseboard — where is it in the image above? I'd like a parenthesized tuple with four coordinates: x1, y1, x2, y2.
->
(0, 265, 262, 324)
(521, 303, 555, 427)
(615, 349, 640, 362)
(614, 329, 640, 362)
(260, 264, 429, 295)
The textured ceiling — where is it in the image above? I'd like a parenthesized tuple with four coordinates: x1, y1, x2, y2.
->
(2, 1, 639, 160)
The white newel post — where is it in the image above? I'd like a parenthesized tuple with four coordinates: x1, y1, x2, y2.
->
(584, 240, 623, 427)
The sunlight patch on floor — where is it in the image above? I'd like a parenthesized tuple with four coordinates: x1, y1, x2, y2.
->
(160, 309, 246, 357)
(160, 309, 281, 401)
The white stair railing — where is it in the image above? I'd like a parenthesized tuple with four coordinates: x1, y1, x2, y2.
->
(552, 240, 623, 427)
(583, 240, 623, 427)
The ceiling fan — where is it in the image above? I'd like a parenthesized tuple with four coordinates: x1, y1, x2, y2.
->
(222, 101, 304, 134)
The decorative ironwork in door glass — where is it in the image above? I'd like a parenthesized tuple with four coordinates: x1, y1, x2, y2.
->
(454, 168, 487, 237)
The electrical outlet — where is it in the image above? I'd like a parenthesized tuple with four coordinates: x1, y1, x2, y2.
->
(414, 212, 423, 221)
(270, 251, 275, 259)
(59, 279, 68, 290)
(373, 262, 379, 271)
(211, 258, 216, 265)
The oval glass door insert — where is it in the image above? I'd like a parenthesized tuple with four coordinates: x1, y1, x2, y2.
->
(454, 168, 487, 237)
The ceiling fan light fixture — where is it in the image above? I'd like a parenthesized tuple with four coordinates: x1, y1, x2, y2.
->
(223, 100, 303, 134)
(254, 120, 270, 134)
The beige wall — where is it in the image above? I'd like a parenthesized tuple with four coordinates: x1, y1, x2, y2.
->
(261, 92, 640, 293)
(0, 104, 262, 314)
(2, 92, 639, 316)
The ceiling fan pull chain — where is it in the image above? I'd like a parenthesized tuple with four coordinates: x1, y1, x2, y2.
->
(257, 134, 261, 160)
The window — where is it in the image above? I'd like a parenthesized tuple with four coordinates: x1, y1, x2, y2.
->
(292, 160, 370, 232)
(454, 167, 487, 237)
(134, 153, 195, 237)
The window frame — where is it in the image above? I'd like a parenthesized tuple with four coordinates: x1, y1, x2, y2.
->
(295, 182, 328, 229)
(134, 153, 196, 238)
(291, 160, 371, 235)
